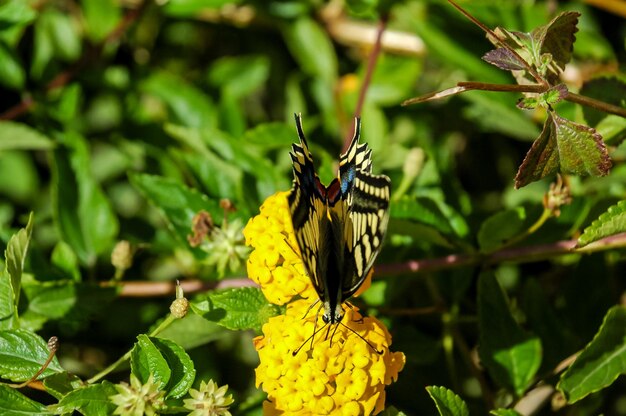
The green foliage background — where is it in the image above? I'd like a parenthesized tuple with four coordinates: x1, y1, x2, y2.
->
(1, 0, 626, 414)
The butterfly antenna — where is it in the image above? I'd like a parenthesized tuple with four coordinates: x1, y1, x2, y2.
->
(301, 300, 321, 319)
(293, 321, 329, 356)
(339, 321, 385, 355)
(293, 113, 309, 148)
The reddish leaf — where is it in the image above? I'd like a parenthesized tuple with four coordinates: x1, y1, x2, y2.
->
(482, 48, 526, 71)
(533, 12, 580, 80)
(515, 112, 611, 188)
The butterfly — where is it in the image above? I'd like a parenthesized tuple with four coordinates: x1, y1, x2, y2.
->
(287, 113, 391, 353)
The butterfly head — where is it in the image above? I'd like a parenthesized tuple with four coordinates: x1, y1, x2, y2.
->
(322, 303, 344, 324)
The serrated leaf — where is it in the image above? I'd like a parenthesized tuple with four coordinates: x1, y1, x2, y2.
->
(0, 383, 50, 415)
(515, 112, 611, 188)
(557, 306, 626, 403)
(192, 287, 281, 331)
(426, 386, 469, 416)
(283, 17, 337, 84)
(49, 381, 117, 416)
(577, 200, 626, 247)
(0, 121, 55, 151)
(482, 48, 526, 71)
(51, 131, 119, 266)
(518, 84, 568, 110)
(477, 207, 526, 252)
(130, 335, 171, 390)
(150, 337, 195, 399)
(0, 329, 64, 381)
(22, 280, 76, 319)
(533, 12, 579, 78)
(478, 272, 542, 396)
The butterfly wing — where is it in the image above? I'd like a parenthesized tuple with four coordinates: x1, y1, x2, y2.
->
(287, 114, 329, 298)
(337, 119, 391, 298)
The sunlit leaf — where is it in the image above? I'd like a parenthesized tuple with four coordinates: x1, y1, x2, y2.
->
(515, 112, 611, 188)
(558, 306, 626, 403)
(577, 200, 626, 247)
(426, 386, 469, 416)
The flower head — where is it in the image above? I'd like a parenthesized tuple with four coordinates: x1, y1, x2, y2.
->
(183, 380, 234, 416)
(244, 192, 317, 305)
(246, 192, 405, 415)
(110, 374, 165, 416)
(254, 300, 405, 415)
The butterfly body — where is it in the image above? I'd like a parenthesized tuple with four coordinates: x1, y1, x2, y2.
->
(288, 114, 391, 331)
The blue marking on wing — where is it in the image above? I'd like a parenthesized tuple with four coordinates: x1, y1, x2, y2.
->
(341, 166, 356, 195)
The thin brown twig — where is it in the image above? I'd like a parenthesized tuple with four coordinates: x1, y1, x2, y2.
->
(377, 232, 626, 276)
(343, 14, 388, 152)
(110, 277, 256, 297)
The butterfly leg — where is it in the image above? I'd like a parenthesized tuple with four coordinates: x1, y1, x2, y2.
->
(302, 299, 321, 319)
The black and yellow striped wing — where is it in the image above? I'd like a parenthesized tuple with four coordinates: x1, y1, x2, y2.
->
(288, 114, 390, 305)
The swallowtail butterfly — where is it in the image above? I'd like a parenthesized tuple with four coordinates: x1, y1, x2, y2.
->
(288, 113, 391, 352)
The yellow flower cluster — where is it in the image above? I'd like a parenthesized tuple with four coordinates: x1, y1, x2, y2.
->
(244, 192, 317, 305)
(244, 192, 405, 415)
(254, 300, 405, 415)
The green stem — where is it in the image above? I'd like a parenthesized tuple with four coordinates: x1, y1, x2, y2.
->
(86, 314, 177, 384)
(488, 208, 552, 253)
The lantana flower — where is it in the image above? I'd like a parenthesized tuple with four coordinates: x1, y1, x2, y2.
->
(244, 192, 405, 415)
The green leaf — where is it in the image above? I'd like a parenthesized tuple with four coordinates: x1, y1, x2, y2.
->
(129, 173, 224, 257)
(379, 406, 409, 416)
(50, 381, 117, 416)
(477, 207, 526, 252)
(0, 121, 55, 151)
(490, 409, 522, 416)
(130, 334, 171, 390)
(192, 287, 281, 331)
(50, 242, 80, 281)
(39, 10, 81, 63)
(0, 329, 64, 382)
(283, 17, 337, 84)
(580, 76, 626, 127)
(0, 1, 36, 28)
(0, 42, 24, 89)
(557, 306, 626, 403)
(22, 280, 77, 320)
(80, 0, 121, 42)
(163, 0, 241, 17)
(0, 213, 33, 329)
(154, 313, 226, 350)
(150, 337, 195, 399)
(366, 54, 422, 106)
(515, 112, 611, 188)
(577, 200, 626, 247)
(51, 131, 119, 266)
(207, 55, 270, 99)
(141, 71, 217, 129)
(595, 115, 626, 146)
(243, 122, 296, 150)
(517, 84, 568, 110)
(426, 385, 469, 416)
(0, 383, 50, 415)
(478, 272, 542, 396)
(43, 372, 84, 400)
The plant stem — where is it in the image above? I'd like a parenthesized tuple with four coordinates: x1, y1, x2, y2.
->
(343, 14, 388, 151)
(490, 208, 552, 253)
(565, 91, 626, 118)
(86, 314, 177, 384)
(377, 232, 626, 275)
